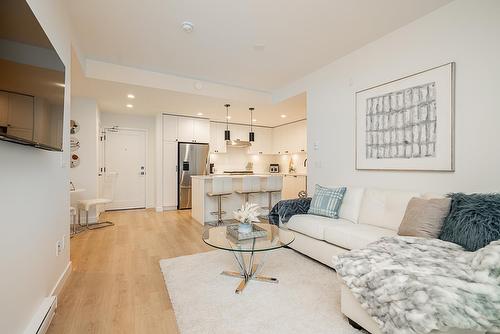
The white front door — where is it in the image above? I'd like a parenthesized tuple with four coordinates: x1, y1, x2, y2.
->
(103, 128, 147, 210)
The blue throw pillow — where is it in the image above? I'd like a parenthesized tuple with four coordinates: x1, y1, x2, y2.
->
(308, 185, 346, 218)
(439, 193, 500, 251)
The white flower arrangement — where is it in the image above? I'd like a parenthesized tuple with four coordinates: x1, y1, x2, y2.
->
(233, 203, 261, 224)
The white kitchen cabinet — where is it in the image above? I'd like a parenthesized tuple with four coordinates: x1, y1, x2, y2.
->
(282, 174, 307, 200)
(273, 120, 307, 154)
(209, 122, 227, 153)
(193, 118, 210, 143)
(162, 115, 178, 141)
(177, 117, 194, 142)
(163, 115, 210, 143)
(229, 123, 248, 142)
(162, 141, 178, 208)
(248, 127, 273, 154)
(0, 91, 8, 126)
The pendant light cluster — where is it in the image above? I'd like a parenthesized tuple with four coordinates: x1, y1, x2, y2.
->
(222, 104, 256, 142)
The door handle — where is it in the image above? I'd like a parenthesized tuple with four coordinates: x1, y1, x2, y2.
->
(140, 171, 146, 175)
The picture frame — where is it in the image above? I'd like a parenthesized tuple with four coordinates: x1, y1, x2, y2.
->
(355, 62, 455, 171)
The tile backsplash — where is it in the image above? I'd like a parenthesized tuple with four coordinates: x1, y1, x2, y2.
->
(209, 147, 307, 174)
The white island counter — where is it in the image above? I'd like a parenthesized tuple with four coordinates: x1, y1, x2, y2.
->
(191, 174, 283, 225)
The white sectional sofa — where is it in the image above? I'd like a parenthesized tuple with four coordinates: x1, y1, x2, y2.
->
(284, 186, 485, 334)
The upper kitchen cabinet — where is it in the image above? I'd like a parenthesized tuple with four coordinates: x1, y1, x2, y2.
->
(209, 122, 227, 153)
(248, 127, 273, 154)
(162, 115, 178, 141)
(272, 120, 307, 154)
(163, 115, 210, 143)
(193, 118, 210, 143)
(177, 117, 194, 142)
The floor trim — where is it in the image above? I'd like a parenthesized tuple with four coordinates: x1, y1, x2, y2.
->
(50, 261, 72, 298)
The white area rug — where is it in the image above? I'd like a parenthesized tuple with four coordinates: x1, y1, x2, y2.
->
(160, 248, 361, 334)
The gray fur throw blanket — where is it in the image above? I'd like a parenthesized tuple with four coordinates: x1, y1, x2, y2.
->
(333, 237, 500, 334)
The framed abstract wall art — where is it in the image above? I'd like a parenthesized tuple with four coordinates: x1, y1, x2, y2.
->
(355, 62, 455, 171)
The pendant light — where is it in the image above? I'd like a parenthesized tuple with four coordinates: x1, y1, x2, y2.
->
(248, 107, 255, 142)
(224, 104, 231, 141)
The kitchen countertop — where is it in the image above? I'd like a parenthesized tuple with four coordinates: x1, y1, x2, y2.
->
(192, 173, 306, 180)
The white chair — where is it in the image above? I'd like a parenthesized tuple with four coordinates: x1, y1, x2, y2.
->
(261, 175, 283, 214)
(235, 175, 261, 204)
(78, 172, 116, 230)
(207, 177, 232, 225)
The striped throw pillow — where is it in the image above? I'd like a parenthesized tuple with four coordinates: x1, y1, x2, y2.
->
(308, 185, 347, 218)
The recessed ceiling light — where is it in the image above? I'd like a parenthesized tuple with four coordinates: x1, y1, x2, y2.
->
(126, 104, 133, 108)
(197, 112, 203, 116)
(226, 116, 231, 120)
(127, 94, 135, 99)
(253, 119, 257, 122)
(280, 114, 287, 118)
(181, 21, 194, 33)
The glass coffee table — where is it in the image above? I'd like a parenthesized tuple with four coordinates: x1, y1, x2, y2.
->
(202, 222, 295, 294)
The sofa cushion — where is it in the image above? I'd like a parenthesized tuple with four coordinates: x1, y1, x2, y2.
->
(358, 188, 421, 231)
(287, 214, 352, 240)
(439, 193, 500, 251)
(324, 222, 396, 250)
(398, 197, 451, 238)
(308, 185, 346, 218)
(338, 186, 365, 223)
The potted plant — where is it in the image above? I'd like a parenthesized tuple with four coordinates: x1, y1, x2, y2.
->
(233, 203, 261, 233)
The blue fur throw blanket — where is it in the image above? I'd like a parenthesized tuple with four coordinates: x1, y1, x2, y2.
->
(439, 193, 500, 251)
(268, 198, 311, 226)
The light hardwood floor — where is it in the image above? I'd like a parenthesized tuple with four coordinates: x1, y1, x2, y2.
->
(48, 209, 212, 334)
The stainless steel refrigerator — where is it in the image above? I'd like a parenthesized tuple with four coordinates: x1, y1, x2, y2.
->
(178, 142, 209, 209)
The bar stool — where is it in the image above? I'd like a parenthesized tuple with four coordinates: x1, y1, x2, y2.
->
(236, 175, 261, 204)
(78, 172, 116, 230)
(207, 177, 232, 225)
(261, 175, 283, 215)
(69, 206, 83, 237)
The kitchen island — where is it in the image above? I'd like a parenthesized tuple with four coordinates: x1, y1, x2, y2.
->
(191, 174, 283, 225)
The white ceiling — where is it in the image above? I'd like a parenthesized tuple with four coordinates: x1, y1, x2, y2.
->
(72, 55, 306, 127)
(67, 0, 451, 92)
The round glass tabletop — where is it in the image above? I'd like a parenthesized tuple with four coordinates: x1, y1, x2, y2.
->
(202, 222, 295, 252)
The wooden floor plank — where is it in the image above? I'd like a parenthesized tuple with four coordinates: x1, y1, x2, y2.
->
(47, 209, 211, 334)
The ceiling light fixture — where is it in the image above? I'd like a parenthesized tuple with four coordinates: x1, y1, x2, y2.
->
(226, 116, 232, 120)
(197, 112, 203, 116)
(253, 119, 257, 122)
(181, 21, 194, 33)
(280, 114, 287, 118)
(249, 107, 255, 142)
(224, 104, 231, 141)
(127, 94, 135, 99)
(126, 104, 133, 108)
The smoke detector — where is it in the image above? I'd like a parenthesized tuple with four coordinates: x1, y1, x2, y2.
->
(181, 21, 194, 33)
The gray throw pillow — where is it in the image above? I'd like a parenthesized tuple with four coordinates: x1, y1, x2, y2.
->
(398, 197, 451, 238)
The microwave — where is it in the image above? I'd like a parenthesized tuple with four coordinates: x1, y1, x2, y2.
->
(269, 164, 280, 173)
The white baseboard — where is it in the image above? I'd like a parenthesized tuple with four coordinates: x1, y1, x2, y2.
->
(163, 206, 177, 211)
(50, 261, 72, 297)
(155, 206, 163, 212)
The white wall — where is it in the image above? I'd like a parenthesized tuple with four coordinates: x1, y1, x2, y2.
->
(275, 0, 500, 194)
(0, 0, 76, 333)
(100, 112, 157, 208)
(70, 97, 100, 220)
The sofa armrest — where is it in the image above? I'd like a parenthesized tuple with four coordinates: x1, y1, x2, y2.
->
(268, 197, 312, 226)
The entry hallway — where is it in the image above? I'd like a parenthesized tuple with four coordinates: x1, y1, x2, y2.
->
(48, 210, 211, 334)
